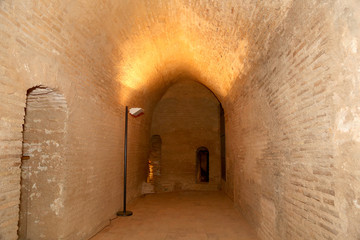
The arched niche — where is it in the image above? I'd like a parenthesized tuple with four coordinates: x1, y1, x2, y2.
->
(18, 86, 68, 239)
(147, 135, 162, 184)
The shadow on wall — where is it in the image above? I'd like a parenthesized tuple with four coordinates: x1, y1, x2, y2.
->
(18, 86, 68, 240)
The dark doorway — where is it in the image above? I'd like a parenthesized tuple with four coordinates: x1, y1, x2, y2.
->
(196, 147, 209, 183)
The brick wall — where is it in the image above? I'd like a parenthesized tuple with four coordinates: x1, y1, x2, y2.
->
(223, 1, 360, 239)
(0, 0, 359, 240)
(0, 1, 148, 239)
(151, 80, 221, 192)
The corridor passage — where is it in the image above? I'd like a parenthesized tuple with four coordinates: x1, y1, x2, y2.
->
(91, 191, 258, 240)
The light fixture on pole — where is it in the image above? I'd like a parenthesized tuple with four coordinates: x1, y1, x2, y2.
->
(117, 106, 144, 217)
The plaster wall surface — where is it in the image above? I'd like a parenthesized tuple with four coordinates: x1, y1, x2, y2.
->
(18, 87, 68, 239)
(151, 80, 221, 192)
(0, 0, 359, 240)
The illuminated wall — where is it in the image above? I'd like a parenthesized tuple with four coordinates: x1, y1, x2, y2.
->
(0, 0, 359, 239)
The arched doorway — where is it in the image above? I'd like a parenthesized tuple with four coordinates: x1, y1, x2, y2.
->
(147, 135, 162, 185)
(196, 147, 209, 183)
(18, 86, 67, 239)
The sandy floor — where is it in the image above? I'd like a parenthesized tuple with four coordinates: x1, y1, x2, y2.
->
(90, 191, 258, 240)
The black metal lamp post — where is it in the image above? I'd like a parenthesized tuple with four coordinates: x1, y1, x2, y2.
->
(117, 106, 144, 217)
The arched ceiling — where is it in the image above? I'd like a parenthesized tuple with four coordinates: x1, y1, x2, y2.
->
(63, 0, 294, 106)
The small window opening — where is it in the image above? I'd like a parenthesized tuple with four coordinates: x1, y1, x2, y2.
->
(197, 147, 209, 183)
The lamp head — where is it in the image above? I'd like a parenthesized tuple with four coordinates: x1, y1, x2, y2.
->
(129, 107, 144, 117)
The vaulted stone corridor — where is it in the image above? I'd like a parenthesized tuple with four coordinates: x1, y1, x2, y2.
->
(0, 1, 360, 240)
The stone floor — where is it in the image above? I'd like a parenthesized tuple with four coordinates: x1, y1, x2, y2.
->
(90, 191, 258, 240)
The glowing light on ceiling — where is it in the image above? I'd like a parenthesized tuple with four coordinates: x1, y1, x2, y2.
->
(114, 5, 249, 104)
